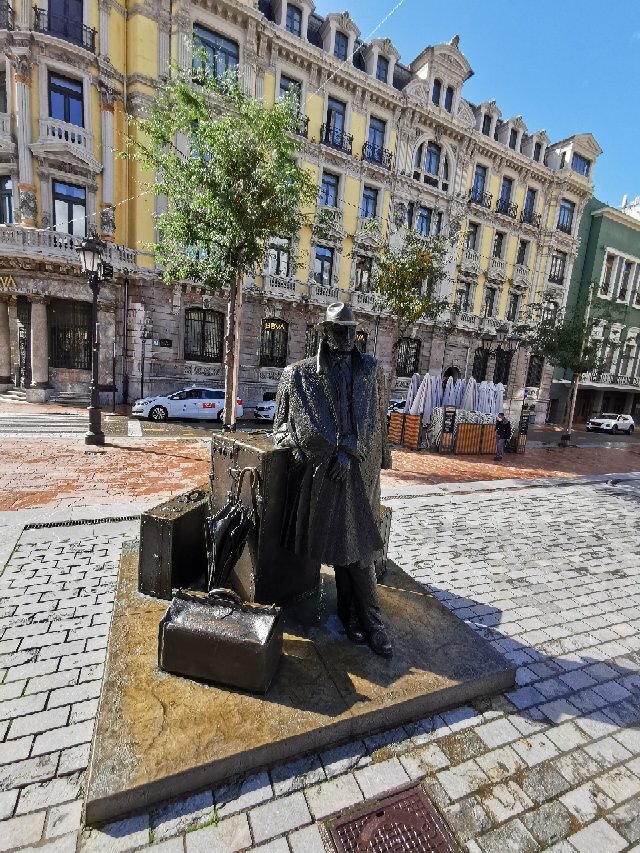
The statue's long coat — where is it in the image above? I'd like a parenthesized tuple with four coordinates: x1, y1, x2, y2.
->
(273, 340, 392, 567)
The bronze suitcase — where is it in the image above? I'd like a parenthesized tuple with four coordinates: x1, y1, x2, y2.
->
(210, 433, 320, 606)
(158, 589, 282, 693)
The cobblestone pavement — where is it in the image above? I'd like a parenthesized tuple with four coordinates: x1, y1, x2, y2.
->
(1, 477, 640, 851)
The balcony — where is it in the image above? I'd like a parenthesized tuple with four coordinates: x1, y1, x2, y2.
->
(520, 208, 542, 227)
(309, 281, 340, 304)
(262, 274, 301, 300)
(581, 371, 640, 388)
(293, 115, 309, 138)
(0, 224, 136, 269)
(313, 205, 343, 240)
(33, 7, 97, 52)
(489, 256, 506, 280)
(350, 288, 382, 313)
(320, 123, 352, 155)
(39, 118, 92, 153)
(355, 215, 383, 245)
(0, 2, 14, 28)
(495, 197, 518, 219)
(548, 271, 565, 285)
(460, 247, 480, 272)
(557, 220, 572, 235)
(468, 188, 492, 208)
(361, 141, 392, 170)
(513, 263, 530, 284)
(451, 310, 479, 329)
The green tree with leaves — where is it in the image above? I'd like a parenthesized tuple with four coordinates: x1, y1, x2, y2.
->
(126, 62, 316, 427)
(373, 229, 450, 388)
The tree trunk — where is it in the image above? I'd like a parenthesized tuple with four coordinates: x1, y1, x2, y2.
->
(565, 371, 580, 436)
(223, 268, 243, 430)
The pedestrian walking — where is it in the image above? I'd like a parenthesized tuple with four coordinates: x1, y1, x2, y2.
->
(494, 412, 512, 461)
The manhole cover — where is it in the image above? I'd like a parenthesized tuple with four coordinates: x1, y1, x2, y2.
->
(328, 783, 458, 852)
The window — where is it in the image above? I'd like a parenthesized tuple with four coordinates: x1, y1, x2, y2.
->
(184, 308, 224, 362)
(466, 222, 479, 251)
(361, 186, 378, 219)
(0, 74, 6, 114)
(53, 181, 85, 236)
(320, 172, 339, 207)
(304, 325, 319, 358)
(376, 55, 389, 83)
(471, 164, 487, 201)
(279, 75, 301, 104)
(481, 114, 492, 136)
(48, 0, 84, 44)
(484, 287, 498, 317)
(193, 25, 239, 78)
(526, 355, 544, 388)
(558, 198, 575, 233)
(493, 347, 513, 384)
(0, 177, 12, 224)
(49, 299, 91, 370)
(260, 318, 288, 367)
(434, 211, 443, 236)
(368, 116, 386, 150)
(48, 73, 83, 126)
(326, 97, 346, 133)
(396, 338, 420, 377)
(431, 78, 441, 106)
(267, 237, 290, 277)
(506, 292, 520, 322)
(619, 261, 632, 300)
(456, 281, 472, 311)
(601, 254, 614, 295)
(354, 255, 372, 291)
(334, 31, 348, 61)
(472, 347, 490, 381)
(542, 300, 558, 322)
(524, 187, 536, 215)
(516, 239, 528, 266)
(416, 206, 432, 236)
(314, 246, 334, 285)
(499, 176, 513, 204)
(549, 252, 566, 283)
(571, 153, 591, 177)
(533, 141, 542, 162)
(355, 330, 368, 353)
(444, 86, 454, 112)
(509, 128, 518, 150)
(285, 4, 302, 36)
(413, 142, 448, 190)
(492, 231, 505, 259)
(425, 142, 441, 177)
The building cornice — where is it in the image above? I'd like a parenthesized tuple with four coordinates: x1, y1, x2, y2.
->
(592, 206, 640, 234)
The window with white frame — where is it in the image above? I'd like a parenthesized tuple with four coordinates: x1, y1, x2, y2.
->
(334, 31, 348, 61)
(455, 280, 473, 311)
(413, 141, 449, 191)
(416, 206, 432, 236)
(375, 55, 389, 83)
(557, 198, 575, 234)
(49, 73, 83, 126)
(466, 222, 479, 251)
(285, 4, 302, 36)
(314, 246, 334, 285)
(267, 237, 290, 277)
(0, 177, 13, 224)
(354, 255, 372, 292)
(516, 239, 529, 267)
(361, 185, 378, 218)
(571, 153, 590, 177)
(320, 172, 339, 207)
(601, 253, 615, 296)
(492, 231, 505, 259)
(431, 79, 441, 106)
(444, 86, 454, 112)
(549, 252, 566, 284)
(618, 261, 633, 301)
(506, 291, 520, 322)
(279, 74, 301, 104)
(193, 25, 239, 78)
(481, 114, 491, 136)
(483, 286, 498, 317)
(53, 180, 86, 236)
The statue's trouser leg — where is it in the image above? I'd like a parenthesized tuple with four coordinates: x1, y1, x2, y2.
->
(335, 562, 385, 635)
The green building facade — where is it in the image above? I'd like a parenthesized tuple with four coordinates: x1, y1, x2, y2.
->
(548, 198, 640, 425)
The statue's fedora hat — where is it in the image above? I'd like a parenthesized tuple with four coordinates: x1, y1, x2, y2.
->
(320, 302, 357, 326)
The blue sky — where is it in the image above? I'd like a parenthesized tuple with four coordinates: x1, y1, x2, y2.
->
(314, 0, 640, 208)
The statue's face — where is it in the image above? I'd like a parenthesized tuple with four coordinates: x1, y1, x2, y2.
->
(325, 324, 356, 354)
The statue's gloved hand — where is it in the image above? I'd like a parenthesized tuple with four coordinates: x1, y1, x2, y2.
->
(291, 446, 306, 469)
(328, 449, 350, 482)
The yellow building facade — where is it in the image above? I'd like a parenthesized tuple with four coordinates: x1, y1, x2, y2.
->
(0, 0, 601, 415)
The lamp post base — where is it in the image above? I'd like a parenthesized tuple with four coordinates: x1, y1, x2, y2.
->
(85, 431, 105, 446)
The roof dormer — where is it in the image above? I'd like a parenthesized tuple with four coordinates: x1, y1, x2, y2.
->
(319, 11, 360, 62)
(495, 115, 527, 151)
(362, 37, 400, 85)
(520, 130, 549, 163)
(409, 36, 473, 114)
(545, 133, 602, 179)
(273, 0, 315, 41)
(474, 100, 501, 138)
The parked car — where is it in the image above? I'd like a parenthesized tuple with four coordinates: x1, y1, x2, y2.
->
(586, 412, 635, 434)
(254, 401, 276, 421)
(132, 387, 243, 422)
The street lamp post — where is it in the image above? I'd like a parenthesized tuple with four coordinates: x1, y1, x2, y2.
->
(76, 231, 113, 446)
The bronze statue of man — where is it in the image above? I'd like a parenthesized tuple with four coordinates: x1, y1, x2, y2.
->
(274, 302, 393, 657)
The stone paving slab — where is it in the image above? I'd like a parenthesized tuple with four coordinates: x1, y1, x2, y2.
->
(85, 547, 514, 824)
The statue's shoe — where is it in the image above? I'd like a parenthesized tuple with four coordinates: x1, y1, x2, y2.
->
(340, 617, 366, 644)
(369, 629, 393, 658)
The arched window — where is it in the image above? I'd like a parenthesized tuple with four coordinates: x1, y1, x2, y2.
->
(444, 86, 454, 112)
(432, 78, 441, 106)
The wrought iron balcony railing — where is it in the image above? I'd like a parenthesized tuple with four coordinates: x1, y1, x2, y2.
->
(548, 271, 565, 284)
(557, 219, 573, 234)
(361, 141, 392, 169)
(33, 7, 97, 52)
(0, 2, 15, 29)
(468, 188, 492, 208)
(520, 208, 542, 227)
(496, 197, 518, 218)
(320, 123, 353, 155)
(294, 115, 309, 138)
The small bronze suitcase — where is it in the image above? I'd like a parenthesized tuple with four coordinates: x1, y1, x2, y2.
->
(139, 489, 209, 600)
(158, 589, 282, 693)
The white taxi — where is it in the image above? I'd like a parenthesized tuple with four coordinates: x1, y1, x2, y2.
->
(132, 387, 244, 422)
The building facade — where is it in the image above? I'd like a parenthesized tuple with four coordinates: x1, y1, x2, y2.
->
(548, 198, 640, 425)
(0, 0, 600, 415)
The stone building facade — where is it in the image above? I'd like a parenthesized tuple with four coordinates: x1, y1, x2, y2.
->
(0, 0, 600, 416)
